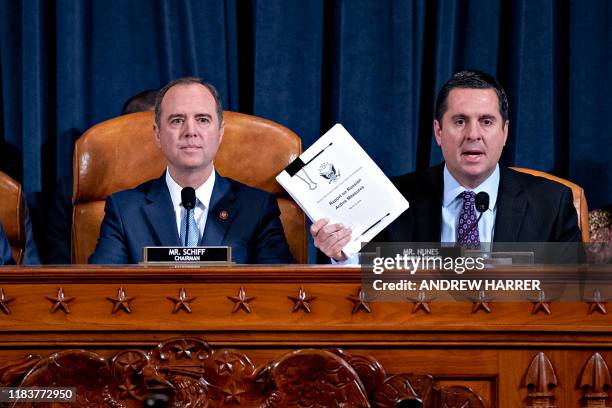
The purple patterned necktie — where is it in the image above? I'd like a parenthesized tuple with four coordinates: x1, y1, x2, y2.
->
(456, 191, 480, 248)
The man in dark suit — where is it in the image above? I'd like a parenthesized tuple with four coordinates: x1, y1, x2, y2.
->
(312, 70, 581, 261)
(0, 223, 15, 265)
(381, 163, 580, 243)
(89, 77, 293, 264)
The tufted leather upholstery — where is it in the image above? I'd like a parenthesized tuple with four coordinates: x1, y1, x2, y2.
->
(0, 171, 26, 263)
(511, 167, 589, 242)
(72, 111, 306, 263)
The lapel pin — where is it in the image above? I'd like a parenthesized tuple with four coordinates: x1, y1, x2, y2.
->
(218, 210, 229, 221)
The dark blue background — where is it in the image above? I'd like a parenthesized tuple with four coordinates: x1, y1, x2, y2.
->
(1, 0, 610, 255)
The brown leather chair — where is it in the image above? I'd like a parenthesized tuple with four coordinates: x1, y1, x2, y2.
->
(72, 111, 307, 264)
(511, 167, 589, 242)
(0, 171, 26, 263)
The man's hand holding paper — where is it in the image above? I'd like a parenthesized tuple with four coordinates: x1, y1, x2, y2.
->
(310, 219, 352, 261)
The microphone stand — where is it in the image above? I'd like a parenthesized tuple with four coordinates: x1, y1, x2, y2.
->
(469, 192, 489, 236)
(184, 207, 190, 247)
(181, 187, 196, 247)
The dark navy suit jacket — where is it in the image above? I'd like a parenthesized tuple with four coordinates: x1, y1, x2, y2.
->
(0, 223, 15, 265)
(89, 172, 294, 264)
(377, 164, 582, 243)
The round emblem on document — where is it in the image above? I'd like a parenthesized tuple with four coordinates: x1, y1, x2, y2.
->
(218, 210, 229, 221)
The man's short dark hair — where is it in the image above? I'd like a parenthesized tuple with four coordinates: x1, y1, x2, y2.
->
(121, 89, 158, 115)
(154, 77, 224, 128)
(434, 70, 509, 126)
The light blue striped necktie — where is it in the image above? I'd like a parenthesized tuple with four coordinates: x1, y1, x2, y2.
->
(180, 199, 200, 247)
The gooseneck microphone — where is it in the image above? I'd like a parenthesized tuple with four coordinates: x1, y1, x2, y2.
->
(181, 187, 196, 246)
(464, 191, 490, 240)
(474, 191, 490, 224)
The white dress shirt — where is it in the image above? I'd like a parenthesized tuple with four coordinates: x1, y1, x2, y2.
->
(165, 169, 216, 244)
(441, 164, 499, 243)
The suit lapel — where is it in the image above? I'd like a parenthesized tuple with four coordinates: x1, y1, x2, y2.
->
(387, 165, 443, 242)
(200, 175, 238, 246)
(413, 165, 443, 242)
(494, 167, 527, 242)
(142, 174, 181, 246)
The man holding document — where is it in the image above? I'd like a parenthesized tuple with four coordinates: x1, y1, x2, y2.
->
(276, 124, 410, 260)
(89, 77, 293, 264)
(312, 70, 581, 262)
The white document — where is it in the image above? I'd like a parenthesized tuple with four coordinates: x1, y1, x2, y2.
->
(276, 124, 409, 256)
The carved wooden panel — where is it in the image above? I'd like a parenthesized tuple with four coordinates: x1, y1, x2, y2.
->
(1, 265, 612, 407)
(580, 352, 612, 408)
(0, 337, 486, 408)
(524, 352, 557, 408)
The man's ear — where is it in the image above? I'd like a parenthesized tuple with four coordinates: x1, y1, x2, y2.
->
(503, 120, 509, 146)
(219, 120, 224, 144)
(433, 120, 443, 146)
(153, 123, 161, 148)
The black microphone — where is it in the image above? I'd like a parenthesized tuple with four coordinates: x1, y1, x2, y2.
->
(475, 192, 489, 214)
(474, 191, 490, 226)
(466, 192, 489, 240)
(181, 187, 196, 246)
(181, 187, 196, 210)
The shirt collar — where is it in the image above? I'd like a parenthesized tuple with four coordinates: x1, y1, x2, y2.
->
(165, 168, 216, 210)
(442, 164, 499, 210)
